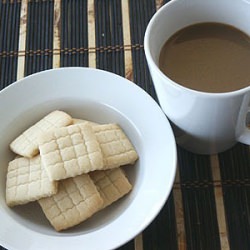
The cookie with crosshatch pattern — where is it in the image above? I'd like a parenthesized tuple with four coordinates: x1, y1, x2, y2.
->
(38, 174, 103, 231)
(92, 123, 138, 169)
(10, 110, 73, 158)
(38, 123, 104, 181)
(89, 168, 132, 209)
(6, 155, 58, 207)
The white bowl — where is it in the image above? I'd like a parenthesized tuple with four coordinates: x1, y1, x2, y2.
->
(0, 67, 177, 250)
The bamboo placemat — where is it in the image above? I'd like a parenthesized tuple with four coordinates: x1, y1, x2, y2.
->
(1, 1, 250, 249)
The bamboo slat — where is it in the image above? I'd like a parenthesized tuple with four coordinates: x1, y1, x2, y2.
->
(0, 1, 250, 250)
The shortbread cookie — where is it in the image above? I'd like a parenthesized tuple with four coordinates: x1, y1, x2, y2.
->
(72, 118, 99, 126)
(38, 174, 103, 231)
(10, 110, 73, 158)
(6, 155, 58, 207)
(89, 168, 132, 208)
(93, 124, 138, 169)
(39, 124, 104, 181)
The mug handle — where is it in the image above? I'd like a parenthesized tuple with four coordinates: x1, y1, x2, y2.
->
(237, 94, 250, 145)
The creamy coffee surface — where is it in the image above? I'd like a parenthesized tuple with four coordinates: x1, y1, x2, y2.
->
(159, 22, 250, 93)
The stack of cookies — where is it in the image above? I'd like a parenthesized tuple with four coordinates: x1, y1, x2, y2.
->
(6, 110, 138, 231)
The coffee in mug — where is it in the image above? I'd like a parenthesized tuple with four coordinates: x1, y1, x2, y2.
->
(144, 0, 250, 154)
(159, 22, 250, 93)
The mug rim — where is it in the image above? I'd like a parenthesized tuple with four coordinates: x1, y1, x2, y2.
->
(144, 0, 250, 97)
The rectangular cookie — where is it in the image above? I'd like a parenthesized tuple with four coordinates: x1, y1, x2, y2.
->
(6, 155, 58, 207)
(89, 168, 132, 208)
(92, 124, 138, 169)
(10, 110, 73, 158)
(72, 118, 99, 127)
(38, 174, 103, 231)
(38, 123, 104, 181)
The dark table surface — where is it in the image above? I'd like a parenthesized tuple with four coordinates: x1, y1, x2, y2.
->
(1, 0, 250, 249)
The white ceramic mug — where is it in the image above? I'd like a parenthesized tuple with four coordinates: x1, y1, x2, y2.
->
(144, 0, 250, 154)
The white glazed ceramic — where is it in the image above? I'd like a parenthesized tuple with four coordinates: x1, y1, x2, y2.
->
(0, 67, 177, 250)
(144, 0, 250, 154)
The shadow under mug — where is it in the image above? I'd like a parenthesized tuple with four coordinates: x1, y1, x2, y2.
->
(144, 0, 250, 154)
